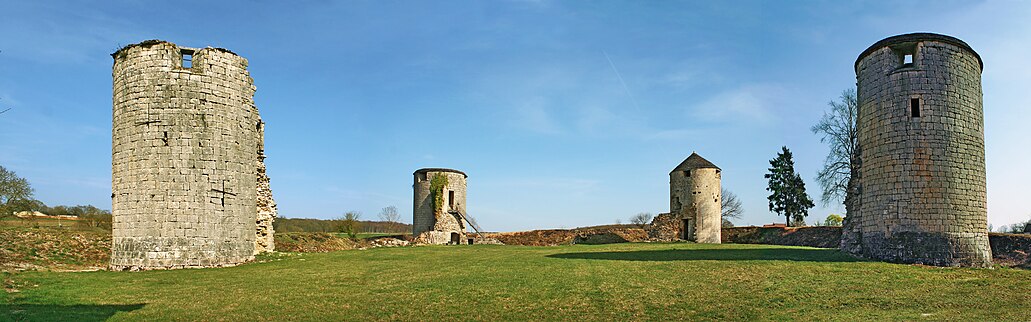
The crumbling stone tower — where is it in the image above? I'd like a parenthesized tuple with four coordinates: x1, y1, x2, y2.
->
(111, 40, 274, 270)
(849, 33, 992, 267)
(412, 168, 468, 245)
(670, 153, 721, 243)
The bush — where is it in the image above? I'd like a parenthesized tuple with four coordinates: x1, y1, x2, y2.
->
(337, 211, 361, 239)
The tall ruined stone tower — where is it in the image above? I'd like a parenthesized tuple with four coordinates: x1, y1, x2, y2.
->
(412, 168, 468, 245)
(670, 153, 721, 243)
(111, 40, 271, 270)
(850, 33, 991, 267)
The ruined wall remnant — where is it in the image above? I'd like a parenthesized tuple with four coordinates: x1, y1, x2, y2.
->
(111, 40, 272, 270)
(670, 153, 721, 243)
(255, 120, 277, 254)
(412, 168, 468, 245)
(646, 212, 681, 242)
(849, 33, 992, 267)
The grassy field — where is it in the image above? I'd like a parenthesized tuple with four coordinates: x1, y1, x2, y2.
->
(2, 243, 1029, 321)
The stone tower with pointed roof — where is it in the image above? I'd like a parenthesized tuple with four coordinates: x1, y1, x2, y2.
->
(670, 153, 722, 243)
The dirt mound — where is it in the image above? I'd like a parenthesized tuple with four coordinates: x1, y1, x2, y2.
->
(0, 227, 110, 272)
(488, 228, 648, 246)
(274, 232, 362, 252)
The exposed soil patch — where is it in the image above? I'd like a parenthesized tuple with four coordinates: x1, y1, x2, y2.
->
(0, 227, 110, 272)
(273, 232, 362, 253)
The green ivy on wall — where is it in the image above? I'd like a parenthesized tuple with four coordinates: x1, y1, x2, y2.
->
(429, 173, 449, 216)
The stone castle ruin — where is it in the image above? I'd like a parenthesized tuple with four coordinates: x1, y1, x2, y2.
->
(669, 153, 722, 243)
(844, 33, 992, 267)
(110, 40, 277, 270)
(255, 121, 277, 253)
(412, 168, 474, 245)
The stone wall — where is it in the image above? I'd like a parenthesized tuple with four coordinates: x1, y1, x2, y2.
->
(111, 40, 261, 270)
(487, 228, 648, 246)
(727, 226, 1030, 268)
(255, 120, 277, 254)
(988, 233, 1031, 269)
(723, 226, 842, 248)
(850, 33, 992, 267)
(646, 212, 681, 241)
(412, 168, 467, 244)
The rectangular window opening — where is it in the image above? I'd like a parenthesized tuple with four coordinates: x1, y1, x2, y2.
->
(181, 50, 194, 68)
(683, 170, 691, 177)
(448, 190, 455, 209)
(911, 98, 921, 118)
(903, 54, 913, 65)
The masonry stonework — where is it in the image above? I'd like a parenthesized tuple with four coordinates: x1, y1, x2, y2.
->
(412, 168, 468, 245)
(670, 153, 721, 243)
(111, 40, 273, 270)
(847, 33, 992, 267)
(255, 120, 277, 254)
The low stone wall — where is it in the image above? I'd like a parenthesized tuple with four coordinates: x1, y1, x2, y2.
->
(646, 213, 680, 241)
(723, 226, 1031, 268)
(722, 226, 842, 248)
(488, 228, 647, 246)
(989, 233, 1031, 269)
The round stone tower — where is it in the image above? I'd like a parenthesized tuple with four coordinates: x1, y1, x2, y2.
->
(412, 168, 468, 245)
(111, 40, 260, 270)
(851, 33, 991, 267)
(670, 153, 721, 243)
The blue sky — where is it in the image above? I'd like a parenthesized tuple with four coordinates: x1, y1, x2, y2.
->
(1, 1, 1029, 231)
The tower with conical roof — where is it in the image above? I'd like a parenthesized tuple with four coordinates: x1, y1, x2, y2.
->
(670, 153, 722, 243)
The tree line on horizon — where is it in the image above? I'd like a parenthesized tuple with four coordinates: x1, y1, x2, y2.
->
(275, 206, 411, 235)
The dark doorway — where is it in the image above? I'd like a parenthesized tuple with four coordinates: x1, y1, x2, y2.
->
(450, 232, 460, 244)
(682, 219, 693, 240)
(468, 238, 474, 245)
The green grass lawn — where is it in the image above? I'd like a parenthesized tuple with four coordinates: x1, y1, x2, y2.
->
(2, 243, 1028, 321)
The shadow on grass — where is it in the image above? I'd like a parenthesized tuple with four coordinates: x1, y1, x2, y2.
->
(1, 303, 145, 321)
(547, 248, 863, 263)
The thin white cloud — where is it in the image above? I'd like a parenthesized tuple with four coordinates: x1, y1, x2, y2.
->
(689, 84, 786, 125)
(512, 96, 563, 134)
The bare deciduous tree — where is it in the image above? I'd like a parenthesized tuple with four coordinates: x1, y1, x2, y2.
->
(378, 206, 399, 223)
(811, 88, 859, 213)
(378, 206, 401, 232)
(630, 212, 653, 228)
(721, 188, 743, 227)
